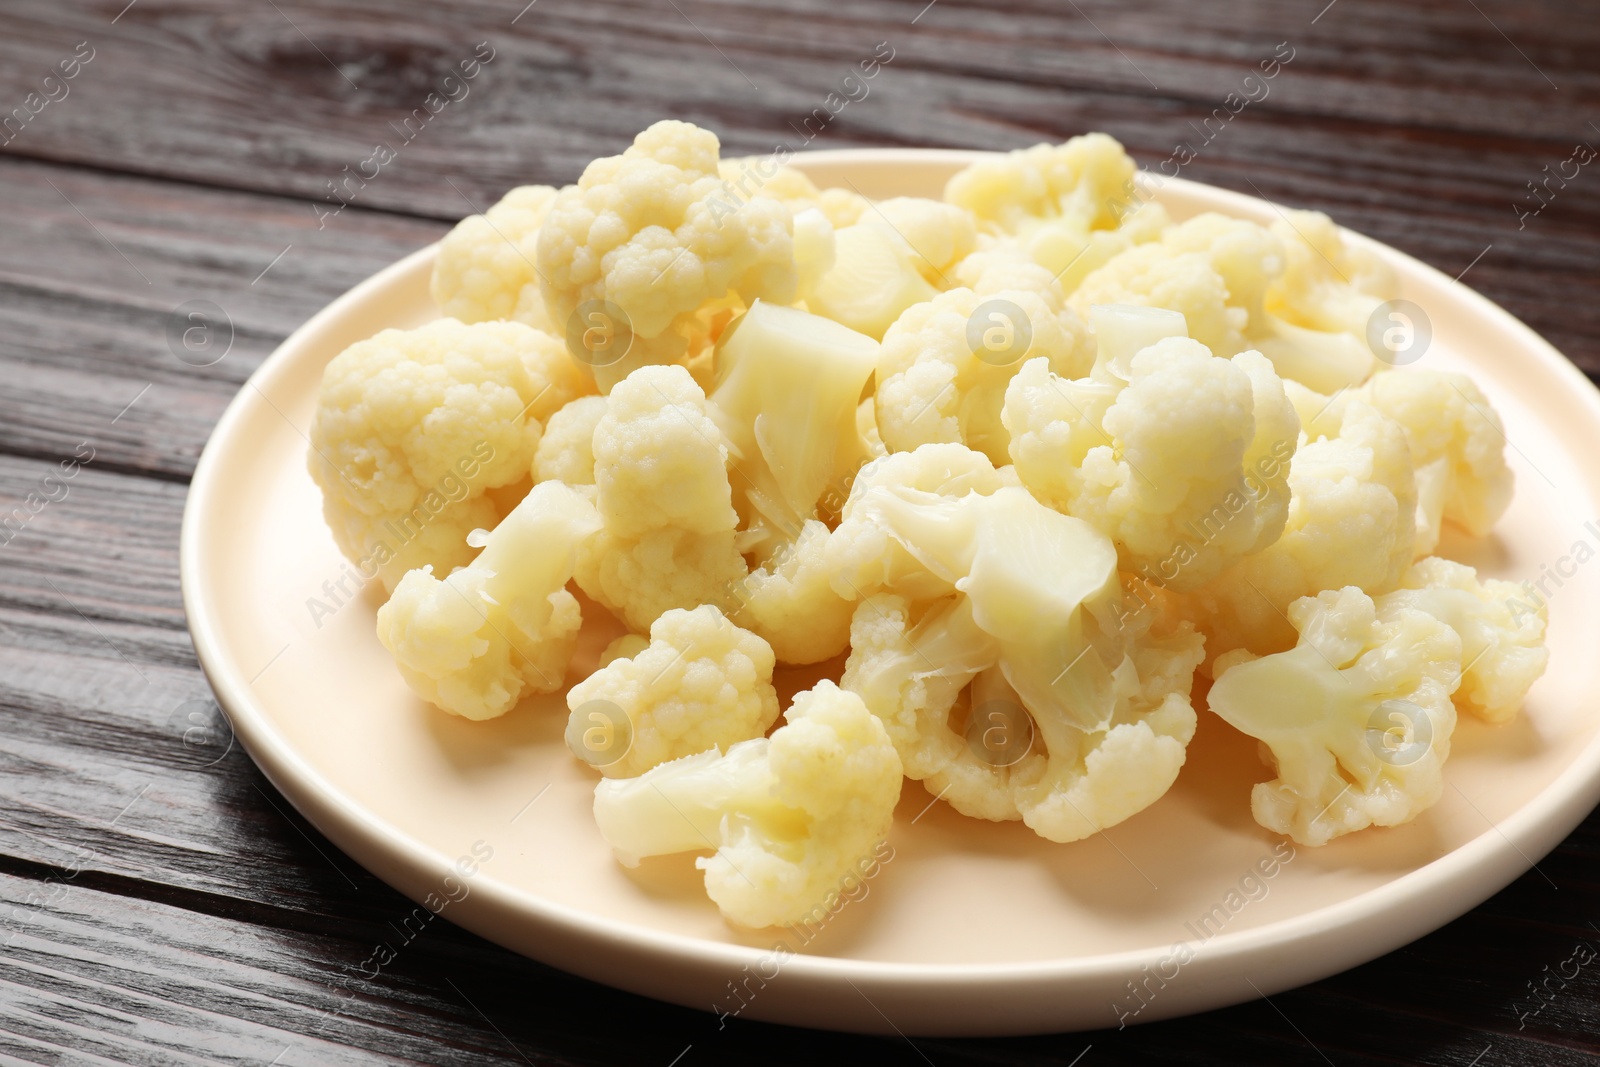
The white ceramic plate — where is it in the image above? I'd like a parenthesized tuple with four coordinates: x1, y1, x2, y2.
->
(181, 150, 1600, 1036)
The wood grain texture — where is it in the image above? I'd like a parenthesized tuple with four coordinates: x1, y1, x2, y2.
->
(1, 0, 1598, 1062)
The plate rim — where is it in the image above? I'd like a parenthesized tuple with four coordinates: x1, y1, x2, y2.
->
(180, 148, 1600, 1033)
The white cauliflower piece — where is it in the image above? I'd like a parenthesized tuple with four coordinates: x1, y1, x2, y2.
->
(1070, 246, 1245, 356)
(431, 184, 560, 330)
(565, 605, 779, 777)
(1195, 391, 1417, 656)
(532, 394, 608, 487)
(875, 287, 1093, 465)
(575, 364, 747, 632)
(945, 133, 1172, 289)
(1003, 327, 1299, 590)
(1208, 585, 1462, 846)
(952, 250, 1067, 307)
(717, 159, 868, 227)
(826, 443, 1017, 600)
(1358, 370, 1513, 555)
(860, 196, 978, 285)
(1391, 557, 1548, 723)
(806, 222, 939, 340)
(729, 519, 854, 665)
(309, 318, 590, 592)
(376, 481, 600, 720)
(593, 680, 902, 929)
(537, 121, 797, 390)
(1267, 209, 1395, 337)
(837, 483, 1205, 841)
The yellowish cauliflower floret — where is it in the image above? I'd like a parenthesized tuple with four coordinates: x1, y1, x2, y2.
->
(717, 159, 868, 227)
(565, 605, 778, 777)
(592, 680, 902, 929)
(1357, 370, 1513, 555)
(860, 196, 978, 284)
(875, 287, 1093, 465)
(827, 443, 1017, 600)
(946, 133, 1133, 235)
(1208, 585, 1462, 846)
(1267, 209, 1395, 337)
(375, 481, 600, 720)
(1003, 331, 1299, 591)
(945, 133, 1171, 287)
(837, 483, 1205, 841)
(537, 121, 797, 390)
(1070, 246, 1244, 355)
(1195, 392, 1417, 656)
(431, 184, 560, 329)
(532, 394, 608, 487)
(309, 318, 590, 592)
(952, 250, 1067, 307)
(730, 520, 854, 665)
(806, 223, 939, 339)
(1392, 557, 1548, 723)
(575, 364, 746, 631)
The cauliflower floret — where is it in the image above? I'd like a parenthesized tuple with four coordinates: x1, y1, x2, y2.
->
(532, 394, 608, 487)
(1208, 585, 1462, 846)
(717, 159, 868, 227)
(806, 223, 940, 339)
(1195, 391, 1417, 656)
(431, 184, 560, 330)
(592, 680, 902, 929)
(1357, 370, 1513, 555)
(860, 197, 978, 285)
(575, 365, 747, 631)
(309, 318, 590, 592)
(1003, 328, 1299, 590)
(951, 250, 1067, 308)
(837, 483, 1205, 841)
(729, 520, 854, 665)
(1391, 557, 1548, 723)
(565, 605, 779, 777)
(537, 121, 797, 390)
(1267, 209, 1395, 337)
(1070, 247, 1245, 356)
(945, 133, 1171, 288)
(376, 481, 600, 720)
(827, 443, 1017, 599)
(875, 287, 1093, 464)
(947, 133, 1134, 235)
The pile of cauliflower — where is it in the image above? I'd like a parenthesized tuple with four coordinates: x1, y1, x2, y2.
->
(308, 120, 1548, 929)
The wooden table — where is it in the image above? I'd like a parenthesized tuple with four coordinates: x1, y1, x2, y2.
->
(2, 1, 1597, 1062)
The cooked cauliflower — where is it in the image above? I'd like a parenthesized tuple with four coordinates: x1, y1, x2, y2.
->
(1358, 370, 1513, 555)
(431, 184, 560, 331)
(536, 121, 798, 390)
(592, 680, 902, 928)
(1267, 209, 1395, 337)
(837, 482, 1205, 841)
(309, 318, 590, 592)
(532, 394, 608, 487)
(575, 364, 746, 632)
(730, 519, 855, 665)
(1208, 585, 1462, 846)
(1195, 390, 1417, 656)
(376, 481, 600, 720)
(1391, 556, 1547, 723)
(875, 287, 1094, 464)
(806, 222, 940, 339)
(1003, 325, 1299, 590)
(565, 605, 778, 777)
(860, 196, 977, 284)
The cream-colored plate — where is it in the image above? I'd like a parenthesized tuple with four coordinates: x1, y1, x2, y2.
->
(181, 150, 1600, 1036)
